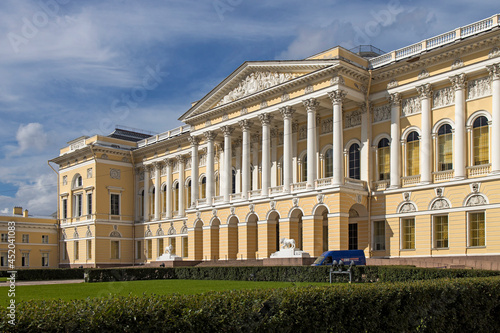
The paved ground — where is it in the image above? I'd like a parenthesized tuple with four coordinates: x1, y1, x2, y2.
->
(0, 279, 85, 286)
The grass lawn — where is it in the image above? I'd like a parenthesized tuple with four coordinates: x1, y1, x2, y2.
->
(0, 279, 330, 306)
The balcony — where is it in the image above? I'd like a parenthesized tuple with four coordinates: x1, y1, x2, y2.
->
(467, 164, 491, 177)
(316, 177, 334, 189)
(344, 177, 367, 190)
(196, 198, 207, 206)
(402, 175, 421, 187)
(248, 189, 262, 198)
(269, 185, 284, 195)
(372, 180, 390, 191)
(212, 196, 224, 204)
(230, 193, 242, 201)
(432, 170, 454, 182)
(290, 181, 307, 192)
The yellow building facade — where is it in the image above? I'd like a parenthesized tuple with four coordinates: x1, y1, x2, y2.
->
(0, 207, 58, 269)
(50, 14, 500, 269)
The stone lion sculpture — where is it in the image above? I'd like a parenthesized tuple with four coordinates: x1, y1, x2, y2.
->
(280, 237, 295, 250)
(165, 244, 173, 255)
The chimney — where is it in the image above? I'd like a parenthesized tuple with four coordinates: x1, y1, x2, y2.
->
(23, 209, 29, 218)
(13, 207, 23, 215)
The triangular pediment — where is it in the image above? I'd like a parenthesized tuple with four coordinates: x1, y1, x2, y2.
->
(179, 60, 338, 123)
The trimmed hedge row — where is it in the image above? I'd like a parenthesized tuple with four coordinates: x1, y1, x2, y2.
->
(2, 277, 500, 332)
(0, 269, 85, 281)
(85, 265, 500, 283)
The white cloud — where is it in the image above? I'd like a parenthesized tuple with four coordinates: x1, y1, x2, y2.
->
(13, 123, 49, 156)
(0, 208, 8, 214)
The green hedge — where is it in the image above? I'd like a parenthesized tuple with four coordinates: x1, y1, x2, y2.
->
(2, 277, 500, 332)
(85, 265, 500, 283)
(0, 269, 85, 281)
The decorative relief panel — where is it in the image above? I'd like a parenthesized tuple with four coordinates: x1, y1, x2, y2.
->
(185, 157, 192, 169)
(451, 58, 464, 70)
(344, 109, 362, 128)
(399, 202, 416, 213)
(387, 79, 398, 89)
(199, 154, 207, 167)
(430, 198, 449, 210)
(172, 160, 178, 172)
(87, 168, 93, 179)
(110, 168, 121, 179)
(468, 76, 491, 100)
(304, 85, 314, 94)
(488, 47, 500, 59)
(281, 92, 290, 102)
(418, 69, 429, 79)
(322, 117, 333, 134)
(217, 71, 298, 106)
(299, 125, 307, 140)
(372, 104, 391, 123)
(433, 86, 455, 108)
(466, 194, 487, 206)
(402, 96, 421, 116)
(62, 175, 67, 186)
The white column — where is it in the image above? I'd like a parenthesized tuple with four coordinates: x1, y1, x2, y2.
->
(154, 162, 161, 220)
(221, 125, 234, 202)
(143, 165, 150, 221)
(204, 131, 217, 203)
(271, 127, 278, 187)
(328, 90, 347, 185)
(303, 98, 319, 189)
(239, 120, 252, 198)
(218, 144, 224, 197)
(251, 134, 259, 191)
(450, 74, 467, 179)
(188, 136, 200, 206)
(360, 104, 370, 182)
(134, 167, 140, 221)
(316, 115, 321, 180)
(280, 106, 295, 191)
(292, 121, 298, 183)
(417, 84, 432, 184)
(259, 113, 273, 196)
(165, 159, 172, 219)
(177, 155, 185, 216)
(234, 138, 241, 194)
(389, 93, 401, 188)
(487, 64, 500, 173)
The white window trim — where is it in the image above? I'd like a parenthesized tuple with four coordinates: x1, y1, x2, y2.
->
(400, 217, 416, 250)
(432, 214, 449, 250)
(111, 240, 121, 259)
(467, 210, 486, 248)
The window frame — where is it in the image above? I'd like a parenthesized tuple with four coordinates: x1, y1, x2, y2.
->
(405, 131, 420, 177)
(41, 253, 49, 267)
(110, 193, 121, 216)
(436, 123, 453, 172)
(467, 211, 486, 247)
(372, 220, 386, 251)
(401, 217, 416, 250)
(348, 143, 361, 180)
(377, 138, 391, 181)
(110, 240, 120, 259)
(433, 214, 449, 249)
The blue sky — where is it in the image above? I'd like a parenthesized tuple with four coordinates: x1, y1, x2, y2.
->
(0, 0, 498, 216)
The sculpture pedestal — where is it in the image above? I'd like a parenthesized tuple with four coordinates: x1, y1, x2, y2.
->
(156, 253, 182, 261)
(270, 248, 310, 258)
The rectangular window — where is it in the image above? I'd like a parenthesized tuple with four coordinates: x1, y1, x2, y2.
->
(41, 253, 49, 267)
(158, 238, 164, 256)
(401, 218, 415, 250)
(469, 212, 485, 247)
(62, 198, 68, 219)
(1, 234, 7, 243)
(111, 194, 120, 215)
(473, 125, 489, 165)
(87, 193, 93, 215)
(182, 237, 188, 258)
(434, 215, 449, 248)
(42, 235, 49, 244)
(73, 194, 82, 217)
(147, 239, 152, 259)
(136, 240, 142, 259)
(348, 224, 358, 250)
(87, 240, 92, 259)
(21, 253, 29, 267)
(74, 241, 79, 260)
(438, 133, 453, 171)
(378, 146, 390, 180)
(62, 242, 67, 260)
(373, 220, 386, 251)
(407, 140, 419, 176)
(22, 234, 29, 243)
(0, 252, 7, 267)
(111, 240, 120, 259)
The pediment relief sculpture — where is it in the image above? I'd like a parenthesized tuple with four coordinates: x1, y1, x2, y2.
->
(217, 71, 299, 106)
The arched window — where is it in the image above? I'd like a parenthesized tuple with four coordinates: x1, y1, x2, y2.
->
(406, 131, 419, 176)
(377, 138, 390, 180)
(325, 148, 333, 178)
(348, 143, 360, 180)
(301, 155, 307, 182)
(437, 124, 453, 171)
(473, 116, 489, 165)
(186, 179, 192, 208)
(72, 174, 82, 189)
(200, 176, 206, 199)
(173, 182, 179, 212)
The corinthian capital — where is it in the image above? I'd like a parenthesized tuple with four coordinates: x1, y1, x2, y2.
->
(164, 158, 173, 167)
(176, 155, 186, 164)
(416, 84, 432, 99)
(302, 98, 320, 112)
(188, 136, 200, 146)
(279, 106, 295, 120)
(449, 73, 467, 90)
(220, 125, 235, 136)
(258, 113, 274, 125)
(487, 63, 500, 80)
(388, 92, 401, 106)
(238, 119, 253, 131)
(204, 131, 217, 142)
(328, 90, 347, 104)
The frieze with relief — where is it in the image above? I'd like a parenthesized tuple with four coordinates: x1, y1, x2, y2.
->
(468, 77, 491, 100)
(217, 71, 298, 106)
